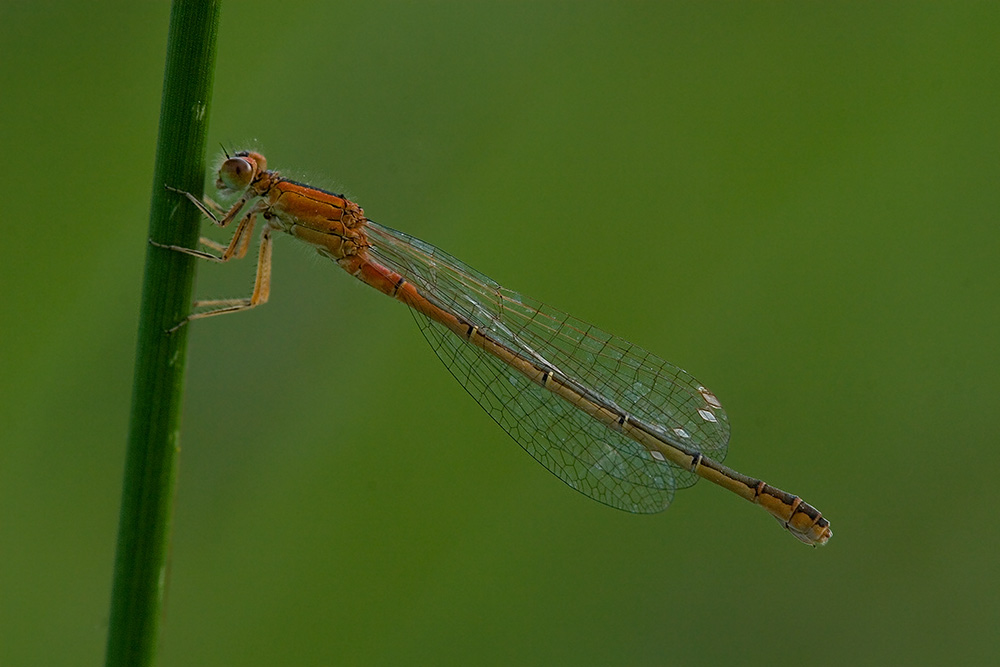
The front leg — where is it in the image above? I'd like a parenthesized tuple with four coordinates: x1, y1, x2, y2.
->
(165, 184, 250, 228)
(153, 197, 266, 263)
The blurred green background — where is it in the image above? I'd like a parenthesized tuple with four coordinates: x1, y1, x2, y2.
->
(2, 2, 998, 665)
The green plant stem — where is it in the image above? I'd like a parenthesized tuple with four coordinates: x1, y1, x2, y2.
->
(105, 2, 221, 665)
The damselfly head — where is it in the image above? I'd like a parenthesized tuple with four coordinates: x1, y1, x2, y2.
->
(216, 151, 267, 194)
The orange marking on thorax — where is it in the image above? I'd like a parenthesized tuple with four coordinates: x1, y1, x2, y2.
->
(265, 180, 369, 261)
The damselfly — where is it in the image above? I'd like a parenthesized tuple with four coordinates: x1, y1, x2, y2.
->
(156, 150, 832, 546)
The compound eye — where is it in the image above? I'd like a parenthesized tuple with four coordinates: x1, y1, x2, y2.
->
(218, 157, 255, 191)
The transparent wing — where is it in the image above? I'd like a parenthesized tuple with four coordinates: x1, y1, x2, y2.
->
(364, 221, 730, 513)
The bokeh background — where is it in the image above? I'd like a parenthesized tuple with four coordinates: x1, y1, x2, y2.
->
(2, 2, 998, 665)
